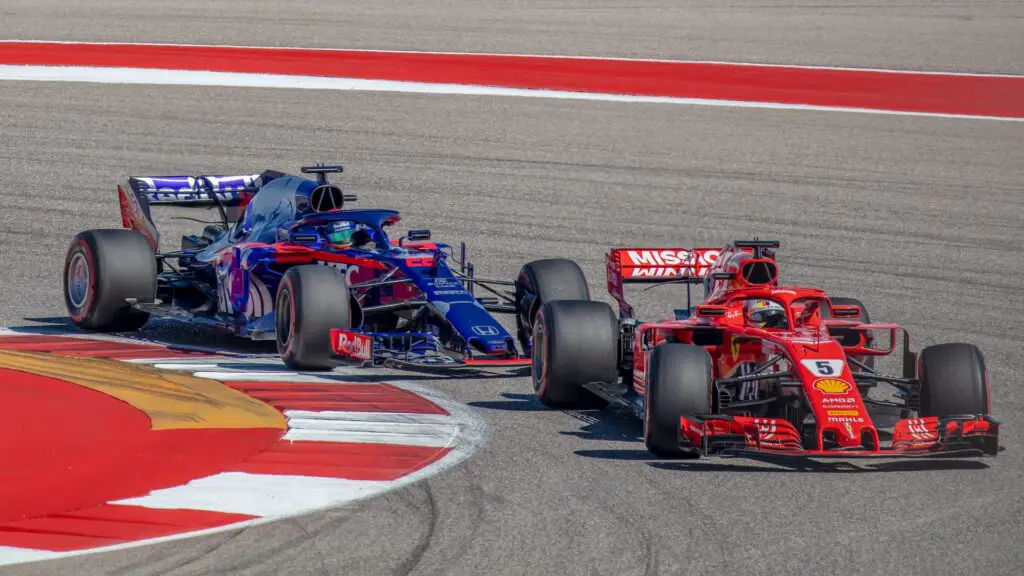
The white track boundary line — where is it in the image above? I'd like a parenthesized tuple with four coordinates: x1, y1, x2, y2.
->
(0, 65, 1019, 122)
(2, 39, 1021, 78)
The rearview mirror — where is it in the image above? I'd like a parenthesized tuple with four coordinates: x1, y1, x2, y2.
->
(400, 229, 431, 245)
(695, 305, 727, 317)
(830, 304, 862, 318)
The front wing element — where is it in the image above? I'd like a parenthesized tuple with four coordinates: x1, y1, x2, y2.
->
(329, 328, 530, 375)
(678, 414, 1000, 458)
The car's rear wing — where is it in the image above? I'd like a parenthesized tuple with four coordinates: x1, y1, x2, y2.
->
(126, 172, 278, 205)
(117, 170, 283, 252)
(606, 248, 721, 318)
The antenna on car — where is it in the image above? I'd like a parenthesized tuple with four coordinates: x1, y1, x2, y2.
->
(301, 163, 357, 207)
(734, 238, 780, 259)
(300, 163, 344, 184)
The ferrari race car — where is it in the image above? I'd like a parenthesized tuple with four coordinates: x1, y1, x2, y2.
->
(524, 239, 1002, 460)
(62, 163, 585, 372)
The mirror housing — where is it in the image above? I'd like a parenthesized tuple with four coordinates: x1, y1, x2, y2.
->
(831, 304, 862, 318)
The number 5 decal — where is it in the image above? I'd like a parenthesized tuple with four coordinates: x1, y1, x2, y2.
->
(801, 359, 845, 377)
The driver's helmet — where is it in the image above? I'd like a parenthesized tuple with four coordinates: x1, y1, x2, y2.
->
(744, 299, 787, 329)
(327, 221, 374, 250)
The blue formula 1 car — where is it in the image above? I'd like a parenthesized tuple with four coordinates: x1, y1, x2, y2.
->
(63, 163, 593, 372)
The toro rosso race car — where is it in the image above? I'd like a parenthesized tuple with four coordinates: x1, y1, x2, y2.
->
(524, 239, 1002, 460)
(62, 163, 575, 372)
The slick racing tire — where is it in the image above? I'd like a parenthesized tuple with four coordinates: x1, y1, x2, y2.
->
(918, 343, 988, 417)
(515, 258, 590, 355)
(276, 265, 353, 371)
(824, 296, 874, 370)
(531, 300, 617, 409)
(64, 229, 156, 332)
(644, 343, 713, 459)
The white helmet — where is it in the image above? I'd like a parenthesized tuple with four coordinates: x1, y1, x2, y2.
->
(744, 299, 787, 329)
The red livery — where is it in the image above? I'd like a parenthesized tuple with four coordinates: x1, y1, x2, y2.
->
(525, 239, 1001, 460)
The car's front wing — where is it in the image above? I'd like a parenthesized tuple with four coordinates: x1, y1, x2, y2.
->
(678, 414, 1001, 459)
(330, 328, 530, 376)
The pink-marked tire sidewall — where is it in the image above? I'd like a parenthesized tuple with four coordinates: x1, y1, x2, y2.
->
(64, 229, 155, 331)
(530, 300, 616, 409)
(275, 265, 352, 371)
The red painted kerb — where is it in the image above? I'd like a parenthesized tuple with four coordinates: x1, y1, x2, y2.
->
(1, 42, 1022, 118)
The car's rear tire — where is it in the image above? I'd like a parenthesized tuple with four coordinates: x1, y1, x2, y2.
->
(644, 343, 713, 459)
(918, 343, 988, 417)
(824, 296, 874, 370)
(276, 265, 352, 371)
(515, 258, 590, 355)
(531, 300, 618, 409)
(64, 229, 156, 332)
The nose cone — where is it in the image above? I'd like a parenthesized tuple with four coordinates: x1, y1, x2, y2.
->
(469, 336, 509, 356)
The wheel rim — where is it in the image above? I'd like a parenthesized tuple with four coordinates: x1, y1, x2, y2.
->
(66, 252, 90, 309)
(532, 317, 547, 392)
(277, 287, 292, 348)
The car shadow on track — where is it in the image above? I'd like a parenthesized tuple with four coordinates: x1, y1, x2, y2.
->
(646, 458, 990, 474)
(576, 448, 991, 473)
(468, 392, 553, 412)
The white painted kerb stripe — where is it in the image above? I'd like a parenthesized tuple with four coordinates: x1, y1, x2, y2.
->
(0, 547, 55, 564)
(191, 370, 362, 382)
(283, 410, 458, 447)
(0, 65, 1019, 122)
(111, 472, 391, 517)
(284, 410, 453, 424)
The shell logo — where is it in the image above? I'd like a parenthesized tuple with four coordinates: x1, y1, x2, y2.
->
(814, 378, 851, 394)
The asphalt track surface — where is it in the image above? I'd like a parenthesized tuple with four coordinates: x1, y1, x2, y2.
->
(1, 3, 1023, 576)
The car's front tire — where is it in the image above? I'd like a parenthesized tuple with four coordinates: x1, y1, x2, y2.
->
(918, 343, 988, 417)
(63, 229, 156, 331)
(644, 343, 713, 459)
(276, 265, 353, 371)
(515, 258, 591, 355)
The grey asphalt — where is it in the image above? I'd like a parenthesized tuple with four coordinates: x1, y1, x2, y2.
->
(1, 3, 1023, 575)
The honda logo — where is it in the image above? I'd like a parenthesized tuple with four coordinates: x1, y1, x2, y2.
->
(471, 325, 500, 336)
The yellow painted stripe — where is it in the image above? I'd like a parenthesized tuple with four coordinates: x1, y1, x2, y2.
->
(0, 349, 286, 430)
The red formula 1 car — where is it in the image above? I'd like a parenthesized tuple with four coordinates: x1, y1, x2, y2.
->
(523, 239, 1001, 460)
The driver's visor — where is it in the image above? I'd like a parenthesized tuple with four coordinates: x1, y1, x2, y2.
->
(328, 230, 354, 245)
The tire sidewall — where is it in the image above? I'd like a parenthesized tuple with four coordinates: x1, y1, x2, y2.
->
(644, 344, 712, 457)
(63, 230, 154, 330)
(531, 300, 616, 408)
(919, 343, 988, 417)
(64, 236, 98, 323)
(275, 274, 299, 365)
(531, 305, 550, 397)
(516, 259, 590, 355)
(275, 265, 352, 370)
